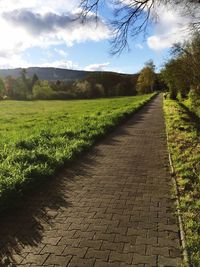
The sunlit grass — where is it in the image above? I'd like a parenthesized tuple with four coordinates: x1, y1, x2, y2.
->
(164, 99, 200, 266)
(0, 94, 154, 211)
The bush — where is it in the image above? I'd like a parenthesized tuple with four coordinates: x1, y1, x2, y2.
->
(188, 88, 200, 117)
(33, 80, 54, 99)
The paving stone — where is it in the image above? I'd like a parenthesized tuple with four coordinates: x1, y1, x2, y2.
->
(146, 246, 170, 257)
(85, 248, 110, 261)
(44, 254, 71, 266)
(68, 257, 95, 267)
(22, 253, 49, 265)
(63, 247, 87, 257)
(109, 251, 132, 264)
(136, 237, 158, 246)
(41, 245, 65, 255)
(42, 236, 62, 246)
(127, 228, 147, 237)
(101, 241, 124, 252)
(73, 231, 95, 240)
(115, 234, 137, 244)
(93, 233, 115, 242)
(158, 255, 182, 266)
(132, 254, 157, 265)
(94, 260, 120, 267)
(79, 240, 102, 250)
(58, 237, 80, 247)
(123, 244, 146, 254)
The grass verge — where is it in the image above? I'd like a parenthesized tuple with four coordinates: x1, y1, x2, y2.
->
(0, 93, 155, 213)
(164, 99, 200, 266)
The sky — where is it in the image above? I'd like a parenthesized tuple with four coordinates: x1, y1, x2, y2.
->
(0, 0, 194, 73)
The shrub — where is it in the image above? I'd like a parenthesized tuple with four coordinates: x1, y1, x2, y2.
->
(33, 80, 54, 99)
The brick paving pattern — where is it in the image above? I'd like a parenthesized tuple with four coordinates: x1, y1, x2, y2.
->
(0, 95, 182, 266)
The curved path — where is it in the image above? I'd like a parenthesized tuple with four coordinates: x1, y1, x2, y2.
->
(0, 95, 182, 267)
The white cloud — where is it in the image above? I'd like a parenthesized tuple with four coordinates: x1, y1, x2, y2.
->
(147, 4, 193, 50)
(54, 48, 68, 57)
(0, 0, 80, 14)
(0, 0, 110, 68)
(0, 9, 109, 50)
(0, 55, 78, 69)
(38, 60, 78, 69)
(84, 62, 110, 71)
(0, 55, 31, 69)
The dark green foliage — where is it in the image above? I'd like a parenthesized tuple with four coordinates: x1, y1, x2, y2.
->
(154, 73, 168, 92)
(1, 70, 139, 100)
(85, 72, 138, 97)
(161, 33, 200, 105)
(31, 74, 39, 90)
(0, 77, 5, 99)
(169, 87, 178, 100)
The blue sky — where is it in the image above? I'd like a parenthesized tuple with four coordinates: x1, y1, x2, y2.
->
(0, 0, 191, 73)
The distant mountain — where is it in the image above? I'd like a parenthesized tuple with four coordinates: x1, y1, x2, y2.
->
(0, 67, 91, 81)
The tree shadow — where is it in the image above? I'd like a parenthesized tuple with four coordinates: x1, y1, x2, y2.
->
(178, 102, 200, 133)
(0, 155, 96, 266)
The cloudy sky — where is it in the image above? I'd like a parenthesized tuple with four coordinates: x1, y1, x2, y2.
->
(0, 0, 193, 73)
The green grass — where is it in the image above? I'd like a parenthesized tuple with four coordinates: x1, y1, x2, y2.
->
(164, 99, 200, 266)
(183, 97, 200, 119)
(0, 94, 154, 212)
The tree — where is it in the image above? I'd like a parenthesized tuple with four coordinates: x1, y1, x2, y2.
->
(136, 60, 156, 94)
(33, 80, 54, 99)
(20, 68, 32, 98)
(21, 69, 27, 84)
(161, 59, 179, 99)
(79, 0, 200, 54)
(4, 76, 27, 99)
(161, 32, 200, 100)
(73, 80, 93, 98)
(31, 74, 39, 89)
(15, 78, 28, 99)
(161, 56, 191, 99)
(0, 77, 5, 98)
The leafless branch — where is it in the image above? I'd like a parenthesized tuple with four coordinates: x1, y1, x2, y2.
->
(79, 0, 200, 55)
(110, 0, 155, 54)
(79, 0, 101, 22)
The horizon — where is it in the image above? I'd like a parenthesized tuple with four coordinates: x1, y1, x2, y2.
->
(0, 66, 138, 75)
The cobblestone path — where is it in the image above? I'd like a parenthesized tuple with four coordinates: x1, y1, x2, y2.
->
(0, 95, 182, 267)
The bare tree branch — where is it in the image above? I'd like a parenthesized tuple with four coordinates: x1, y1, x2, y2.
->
(110, 0, 156, 54)
(79, 0, 200, 54)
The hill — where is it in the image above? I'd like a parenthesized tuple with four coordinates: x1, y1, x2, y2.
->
(0, 67, 90, 81)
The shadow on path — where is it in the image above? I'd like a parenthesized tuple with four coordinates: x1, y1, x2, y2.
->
(0, 155, 97, 266)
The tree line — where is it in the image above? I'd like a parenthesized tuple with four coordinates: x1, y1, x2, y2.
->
(0, 68, 162, 100)
(161, 32, 200, 114)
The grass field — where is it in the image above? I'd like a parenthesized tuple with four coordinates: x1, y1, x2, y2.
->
(0, 94, 154, 211)
(164, 99, 200, 266)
